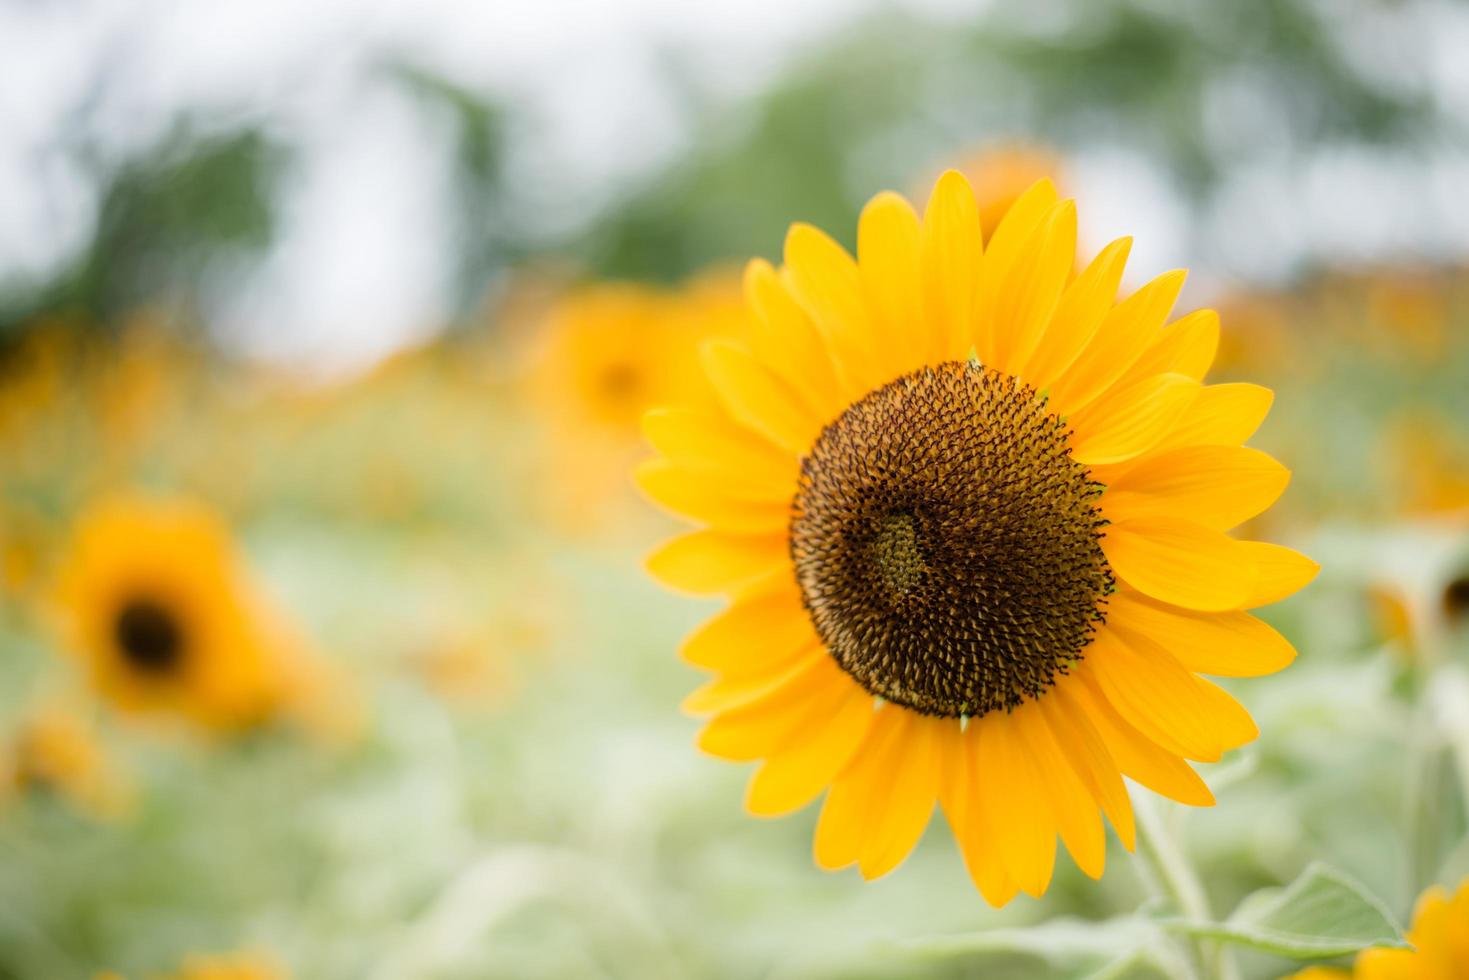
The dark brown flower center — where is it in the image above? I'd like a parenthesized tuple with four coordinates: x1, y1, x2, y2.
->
(114, 598, 185, 675)
(790, 361, 1112, 718)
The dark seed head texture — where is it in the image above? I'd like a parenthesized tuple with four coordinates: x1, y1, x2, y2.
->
(790, 361, 1113, 718)
(114, 598, 186, 675)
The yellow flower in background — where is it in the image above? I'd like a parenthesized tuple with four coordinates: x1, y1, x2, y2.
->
(54, 495, 298, 732)
(1283, 877, 1469, 979)
(2, 702, 132, 819)
(639, 171, 1316, 904)
(96, 948, 287, 980)
(949, 143, 1066, 242)
(534, 279, 730, 440)
(529, 272, 750, 527)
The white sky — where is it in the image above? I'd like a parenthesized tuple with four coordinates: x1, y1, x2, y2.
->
(1, 0, 1466, 378)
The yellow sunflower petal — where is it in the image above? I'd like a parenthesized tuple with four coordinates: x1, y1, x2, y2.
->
(1089, 628, 1260, 762)
(1237, 541, 1320, 608)
(680, 582, 813, 672)
(1152, 382, 1274, 453)
(971, 179, 1062, 367)
(938, 725, 1021, 907)
(857, 190, 927, 378)
(642, 407, 798, 495)
(744, 258, 848, 420)
(1101, 516, 1257, 611)
(1107, 589, 1296, 677)
(984, 200, 1077, 376)
(682, 646, 827, 714)
(745, 679, 875, 817)
(974, 711, 1057, 897)
(1068, 373, 1200, 466)
(784, 223, 884, 396)
(1017, 236, 1131, 390)
(697, 655, 850, 761)
(1015, 702, 1107, 879)
(1120, 308, 1220, 387)
(1100, 445, 1291, 531)
(1039, 686, 1136, 850)
(1047, 269, 1187, 416)
(645, 530, 788, 596)
(634, 459, 790, 532)
(702, 339, 822, 456)
(858, 711, 943, 880)
(812, 704, 907, 870)
(920, 169, 985, 364)
(1071, 674, 1215, 807)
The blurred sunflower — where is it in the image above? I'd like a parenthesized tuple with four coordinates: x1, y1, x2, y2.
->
(950, 143, 1065, 242)
(529, 273, 747, 526)
(2, 702, 132, 819)
(1284, 876, 1469, 979)
(54, 495, 296, 732)
(639, 171, 1316, 903)
(97, 948, 287, 980)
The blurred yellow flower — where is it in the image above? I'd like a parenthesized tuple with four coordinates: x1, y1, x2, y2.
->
(1283, 876, 1469, 979)
(640, 170, 1315, 904)
(529, 271, 749, 527)
(96, 948, 287, 980)
(53, 495, 301, 733)
(2, 702, 132, 819)
(949, 142, 1066, 242)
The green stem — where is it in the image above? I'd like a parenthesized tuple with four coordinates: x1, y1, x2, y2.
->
(1132, 795, 1239, 980)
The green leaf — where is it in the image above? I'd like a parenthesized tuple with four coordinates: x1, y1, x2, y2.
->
(1160, 862, 1408, 959)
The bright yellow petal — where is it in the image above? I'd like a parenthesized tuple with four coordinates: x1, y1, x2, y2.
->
(1151, 382, 1274, 452)
(1088, 628, 1258, 762)
(645, 530, 788, 595)
(642, 407, 798, 496)
(682, 645, 827, 714)
(1107, 589, 1296, 677)
(1068, 373, 1200, 466)
(744, 258, 848, 421)
(1102, 516, 1257, 611)
(634, 459, 790, 532)
(921, 170, 985, 363)
(984, 200, 1077, 376)
(702, 339, 821, 457)
(971, 179, 1060, 367)
(745, 679, 875, 816)
(680, 582, 813, 671)
(1120, 309, 1220, 387)
(1237, 541, 1320, 608)
(938, 724, 1020, 906)
(1100, 445, 1290, 531)
(858, 711, 942, 879)
(857, 190, 927, 378)
(812, 704, 904, 870)
(1048, 269, 1187, 416)
(973, 711, 1056, 897)
(1070, 674, 1215, 806)
(1015, 702, 1107, 879)
(697, 655, 850, 760)
(1038, 686, 1136, 850)
(784, 223, 883, 396)
(1017, 236, 1131, 391)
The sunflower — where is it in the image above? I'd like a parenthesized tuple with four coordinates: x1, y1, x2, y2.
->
(947, 143, 1065, 242)
(2, 702, 132, 819)
(54, 495, 294, 732)
(1284, 877, 1469, 979)
(528, 273, 747, 526)
(637, 171, 1316, 903)
(96, 948, 287, 980)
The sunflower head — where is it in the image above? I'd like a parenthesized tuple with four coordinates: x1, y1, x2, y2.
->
(2, 703, 132, 819)
(639, 170, 1317, 904)
(54, 495, 293, 732)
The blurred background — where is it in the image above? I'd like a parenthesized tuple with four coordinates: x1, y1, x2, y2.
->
(2, 0, 1469, 977)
